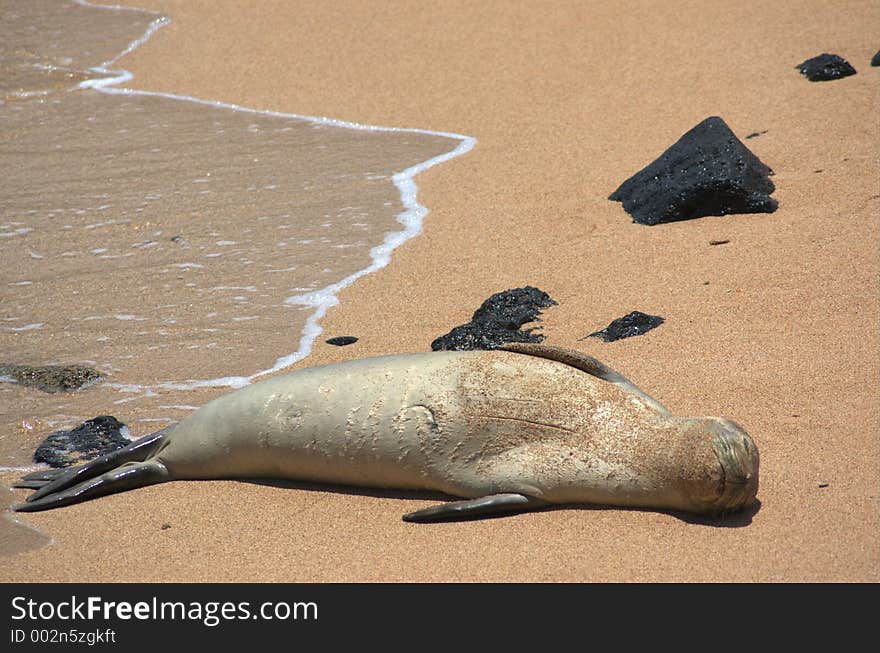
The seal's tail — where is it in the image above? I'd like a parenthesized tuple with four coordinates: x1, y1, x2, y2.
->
(11, 428, 171, 512)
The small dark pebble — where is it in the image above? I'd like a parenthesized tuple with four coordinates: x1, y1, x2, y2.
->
(709, 239, 730, 246)
(161, 523, 172, 530)
(326, 336, 358, 346)
(0, 363, 104, 393)
(587, 311, 665, 342)
(34, 415, 130, 468)
(609, 116, 777, 226)
(872, 50, 880, 67)
(431, 286, 557, 351)
(818, 483, 829, 488)
(796, 53, 857, 81)
(745, 130, 768, 139)
(170, 234, 185, 243)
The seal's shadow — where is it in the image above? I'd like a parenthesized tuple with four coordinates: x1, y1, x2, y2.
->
(664, 499, 761, 528)
(245, 479, 761, 527)
(246, 478, 453, 504)
(560, 499, 761, 528)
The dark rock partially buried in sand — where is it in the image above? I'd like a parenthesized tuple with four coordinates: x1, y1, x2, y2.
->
(0, 363, 104, 393)
(34, 415, 131, 468)
(796, 53, 857, 81)
(431, 286, 557, 351)
(871, 50, 880, 67)
(588, 311, 665, 342)
(609, 116, 777, 226)
(325, 336, 358, 346)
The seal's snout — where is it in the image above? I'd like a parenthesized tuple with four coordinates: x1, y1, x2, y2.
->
(710, 418, 760, 512)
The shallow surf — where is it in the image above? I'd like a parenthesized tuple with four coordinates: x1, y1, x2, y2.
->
(0, 0, 474, 468)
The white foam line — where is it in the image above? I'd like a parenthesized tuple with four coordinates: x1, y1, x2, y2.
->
(67, 1, 476, 392)
(1, 512, 55, 548)
(74, 0, 170, 68)
(0, 465, 44, 473)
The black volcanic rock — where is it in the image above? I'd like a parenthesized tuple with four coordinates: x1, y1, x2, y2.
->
(34, 415, 130, 468)
(796, 53, 857, 81)
(431, 286, 557, 351)
(871, 50, 880, 67)
(325, 336, 358, 346)
(609, 116, 777, 226)
(0, 363, 104, 393)
(588, 311, 664, 342)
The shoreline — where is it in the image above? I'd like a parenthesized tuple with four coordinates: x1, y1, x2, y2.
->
(1, 0, 473, 558)
(2, 0, 877, 581)
(1, 0, 472, 467)
(75, 0, 478, 389)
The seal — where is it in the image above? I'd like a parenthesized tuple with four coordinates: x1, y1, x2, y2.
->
(12, 343, 759, 521)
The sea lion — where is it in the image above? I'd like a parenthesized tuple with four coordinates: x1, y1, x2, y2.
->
(11, 343, 759, 521)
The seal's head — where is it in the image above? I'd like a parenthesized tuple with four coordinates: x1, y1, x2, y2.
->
(707, 417, 760, 513)
(672, 416, 759, 514)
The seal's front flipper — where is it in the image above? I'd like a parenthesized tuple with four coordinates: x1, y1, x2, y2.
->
(12, 461, 169, 512)
(500, 342, 670, 414)
(21, 428, 170, 504)
(402, 493, 547, 523)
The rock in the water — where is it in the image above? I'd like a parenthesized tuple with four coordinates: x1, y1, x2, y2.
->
(0, 363, 104, 393)
(431, 286, 557, 351)
(588, 311, 664, 342)
(796, 53, 857, 81)
(871, 50, 880, 67)
(34, 416, 131, 468)
(326, 336, 358, 346)
(609, 116, 777, 226)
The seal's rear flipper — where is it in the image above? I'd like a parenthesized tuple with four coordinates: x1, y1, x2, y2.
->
(14, 468, 68, 489)
(500, 342, 670, 414)
(12, 461, 169, 512)
(18, 428, 170, 506)
(401, 493, 547, 523)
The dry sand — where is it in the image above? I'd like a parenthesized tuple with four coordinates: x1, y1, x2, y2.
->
(2, 0, 878, 581)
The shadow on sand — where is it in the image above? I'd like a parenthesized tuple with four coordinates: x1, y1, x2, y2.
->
(244, 478, 761, 527)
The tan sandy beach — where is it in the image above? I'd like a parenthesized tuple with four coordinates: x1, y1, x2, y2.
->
(2, 0, 878, 581)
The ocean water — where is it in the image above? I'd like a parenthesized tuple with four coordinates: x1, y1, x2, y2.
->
(0, 0, 474, 469)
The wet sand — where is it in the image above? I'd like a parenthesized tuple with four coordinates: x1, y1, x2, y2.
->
(2, 0, 878, 581)
(1, 0, 464, 478)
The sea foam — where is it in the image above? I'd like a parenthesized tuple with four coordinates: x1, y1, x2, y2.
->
(4, 1, 475, 395)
